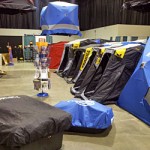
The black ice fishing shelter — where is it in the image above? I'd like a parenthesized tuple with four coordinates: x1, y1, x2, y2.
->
(0, 0, 36, 11)
(78, 47, 114, 99)
(71, 46, 106, 95)
(56, 39, 85, 77)
(57, 39, 109, 77)
(89, 44, 144, 104)
(122, 0, 150, 12)
(63, 45, 85, 80)
(68, 44, 100, 84)
(57, 39, 99, 79)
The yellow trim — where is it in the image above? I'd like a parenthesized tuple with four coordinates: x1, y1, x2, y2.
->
(72, 41, 80, 49)
(94, 48, 106, 65)
(95, 57, 101, 65)
(80, 47, 93, 71)
(100, 48, 106, 55)
(115, 48, 126, 58)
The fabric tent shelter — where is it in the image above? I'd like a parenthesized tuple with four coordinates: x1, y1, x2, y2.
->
(56, 39, 86, 77)
(118, 38, 150, 125)
(122, 0, 150, 12)
(71, 43, 120, 96)
(0, 0, 36, 11)
(40, 1, 81, 36)
(89, 44, 143, 104)
(48, 41, 68, 69)
(69, 44, 100, 84)
(70, 46, 100, 89)
(75, 42, 144, 104)
(78, 47, 115, 99)
(57, 39, 99, 79)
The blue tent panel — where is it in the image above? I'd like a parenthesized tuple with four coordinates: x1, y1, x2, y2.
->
(118, 38, 150, 126)
(55, 99, 114, 129)
(40, 1, 81, 36)
(40, 6, 47, 26)
(44, 2, 79, 25)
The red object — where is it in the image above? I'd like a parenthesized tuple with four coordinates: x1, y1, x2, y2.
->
(49, 41, 68, 69)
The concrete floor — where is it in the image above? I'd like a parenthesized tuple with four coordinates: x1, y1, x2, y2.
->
(0, 62, 150, 150)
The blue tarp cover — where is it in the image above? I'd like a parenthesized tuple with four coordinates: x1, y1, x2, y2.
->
(40, 1, 81, 36)
(55, 99, 114, 129)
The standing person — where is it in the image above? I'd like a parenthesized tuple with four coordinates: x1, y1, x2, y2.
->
(13, 46, 17, 58)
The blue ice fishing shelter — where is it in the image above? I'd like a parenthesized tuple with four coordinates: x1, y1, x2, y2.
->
(55, 99, 114, 131)
(40, 1, 82, 36)
(118, 38, 150, 125)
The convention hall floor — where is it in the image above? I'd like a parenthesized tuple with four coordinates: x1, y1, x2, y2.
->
(0, 62, 150, 150)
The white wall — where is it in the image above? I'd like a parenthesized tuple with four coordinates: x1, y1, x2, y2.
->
(0, 28, 78, 43)
(0, 24, 150, 43)
(117, 24, 150, 37)
(117, 24, 150, 41)
(0, 28, 42, 36)
(52, 35, 79, 43)
(82, 25, 118, 40)
(82, 24, 150, 40)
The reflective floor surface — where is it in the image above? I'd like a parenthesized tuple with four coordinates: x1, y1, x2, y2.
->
(0, 62, 149, 150)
